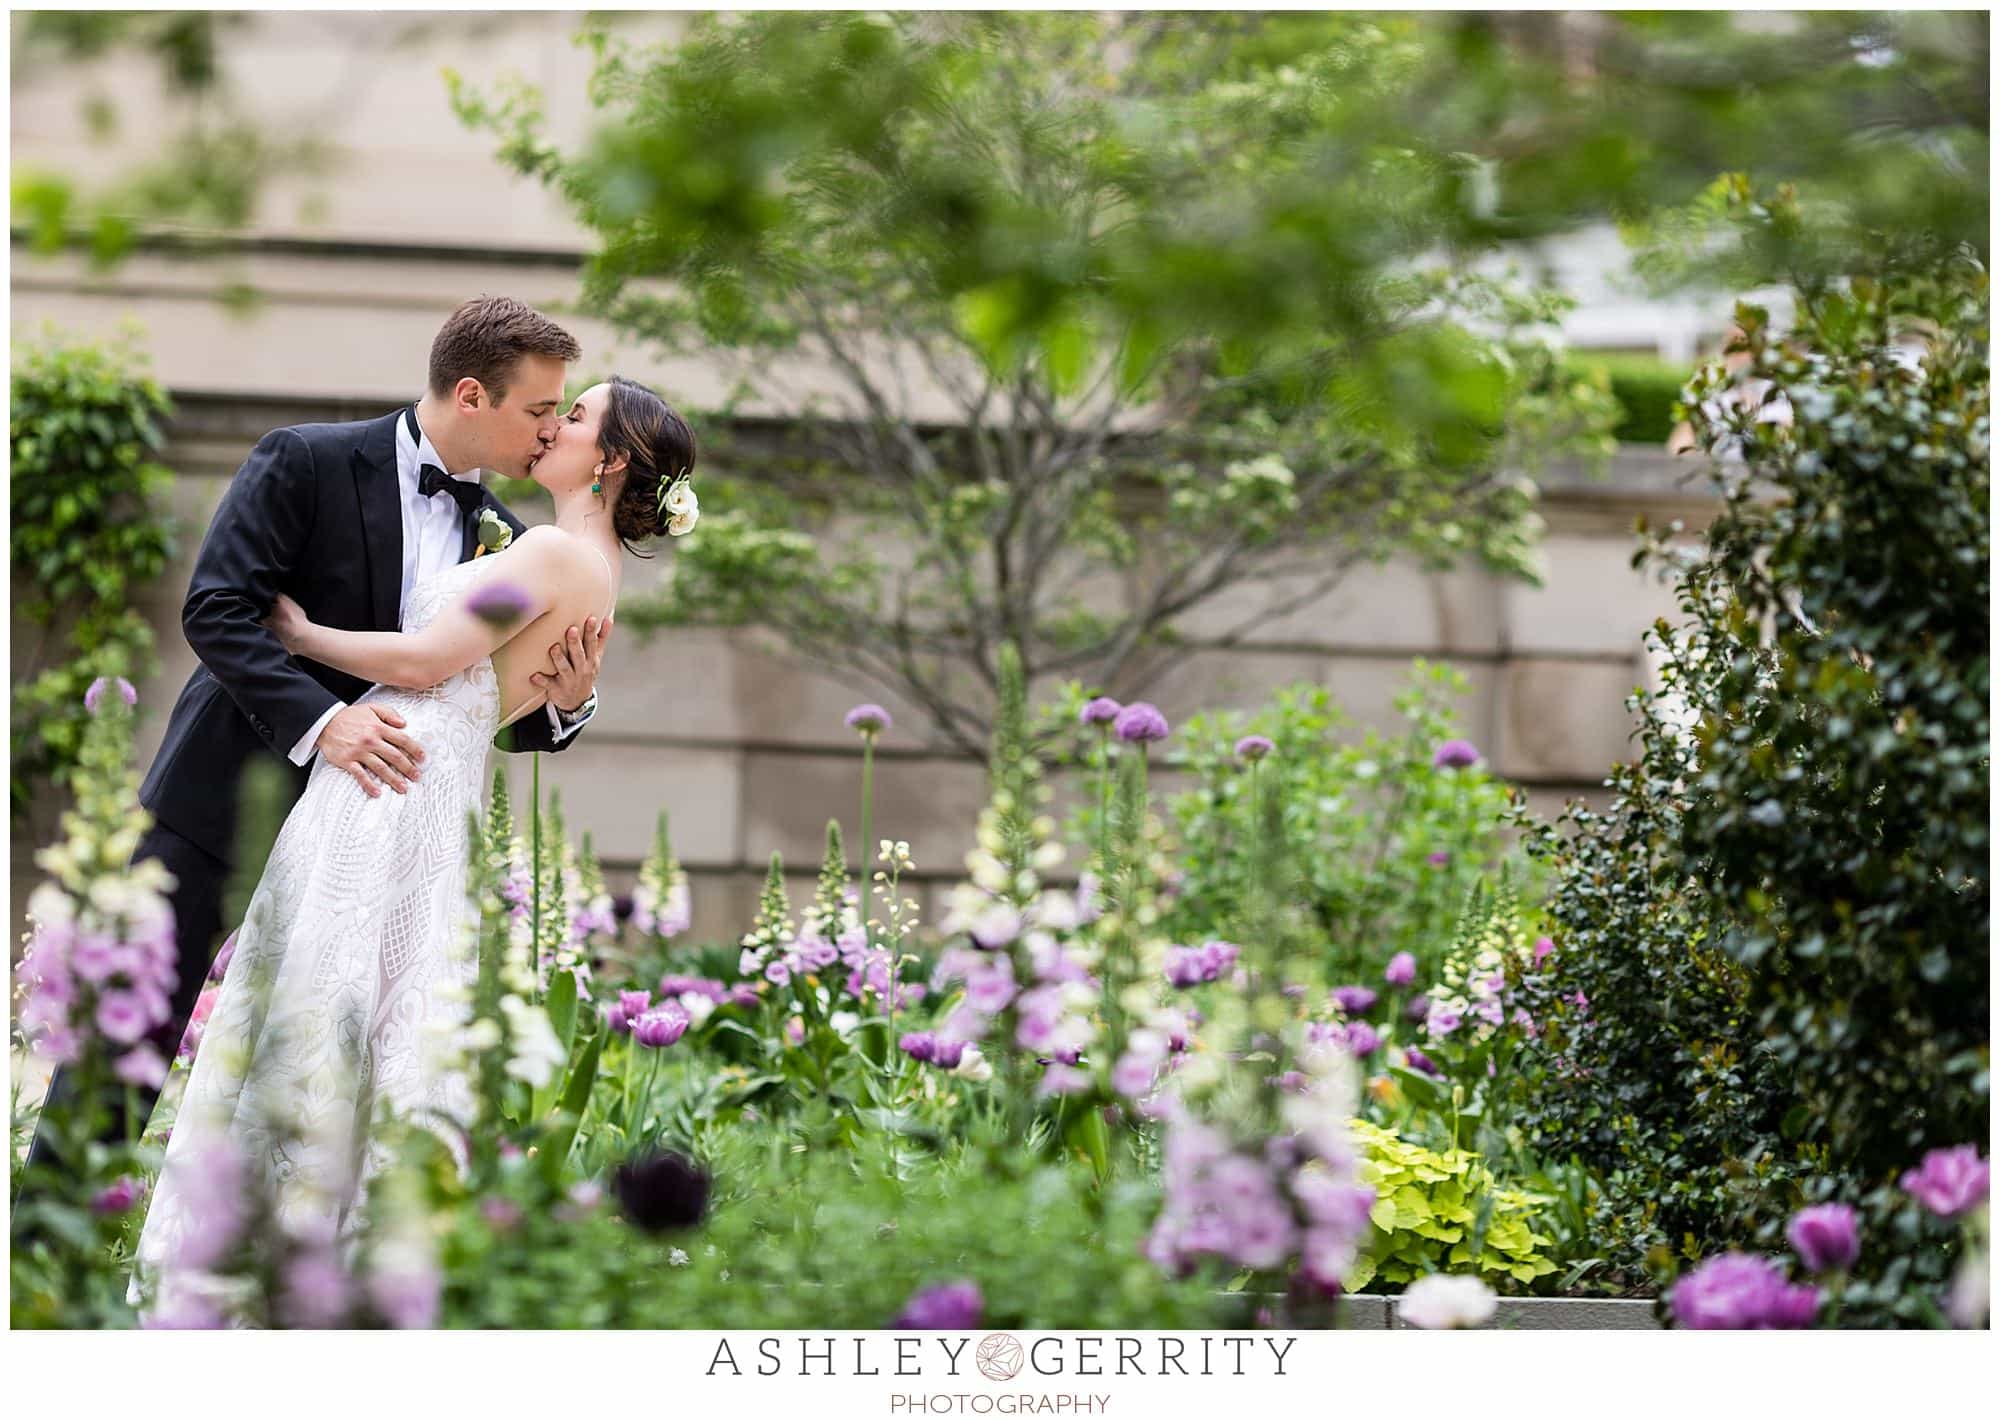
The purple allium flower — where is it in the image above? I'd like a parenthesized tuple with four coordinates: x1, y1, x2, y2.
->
(95, 989, 151, 1045)
(1426, 850, 1450, 867)
(1670, 1253, 1820, 1330)
(1900, 1145, 1990, 1219)
(844, 703, 892, 736)
(1234, 734, 1275, 762)
(1431, 739, 1481, 770)
(1332, 985, 1378, 1016)
(1787, 1203, 1861, 1274)
(1112, 701, 1170, 744)
(633, 1004, 691, 1049)
(1383, 952, 1417, 987)
(893, 1279, 982, 1330)
(92, 1175, 147, 1215)
(84, 675, 138, 712)
(1080, 696, 1123, 727)
(899, 1030, 938, 1064)
(465, 579, 533, 627)
(1404, 1047, 1440, 1077)
(1344, 1021, 1382, 1057)
(1532, 936, 1556, 967)
(612, 1151, 711, 1233)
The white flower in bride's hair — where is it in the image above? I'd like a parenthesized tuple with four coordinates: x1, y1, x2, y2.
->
(659, 474, 698, 537)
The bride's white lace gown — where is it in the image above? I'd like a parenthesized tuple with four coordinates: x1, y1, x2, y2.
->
(134, 554, 525, 1297)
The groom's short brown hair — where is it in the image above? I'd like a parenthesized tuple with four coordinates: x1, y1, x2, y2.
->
(428, 296, 581, 403)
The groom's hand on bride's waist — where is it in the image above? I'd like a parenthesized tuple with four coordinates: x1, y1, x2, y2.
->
(531, 615, 612, 716)
(315, 703, 426, 799)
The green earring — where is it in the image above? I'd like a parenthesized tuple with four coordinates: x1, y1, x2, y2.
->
(591, 463, 603, 497)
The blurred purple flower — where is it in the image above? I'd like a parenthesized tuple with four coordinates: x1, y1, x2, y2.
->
(633, 1004, 691, 1049)
(1234, 734, 1275, 762)
(114, 1043, 169, 1091)
(1332, 985, 1378, 1016)
(1900, 1146, 1990, 1219)
(1112, 702, 1170, 744)
(282, 1250, 353, 1328)
(369, 1261, 441, 1329)
(893, 1279, 982, 1330)
(619, 989, 652, 1020)
(84, 675, 138, 712)
(208, 930, 238, 982)
(1383, 952, 1417, 987)
(1080, 697, 1123, 727)
(844, 703, 892, 736)
(95, 989, 151, 1045)
(1426, 850, 1450, 867)
(1404, 1047, 1440, 1077)
(1344, 1022, 1382, 1057)
(92, 1175, 147, 1215)
(1670, 1253, 1819, 1329)
(764, 959, 792, 987)
(1787, 1203, 1861, 1274)
(1431, 739, 1481, 769)
(899, 1030, 938, 1064)
(465, 580, 532, 627)
(1532, 936, 1556, 967)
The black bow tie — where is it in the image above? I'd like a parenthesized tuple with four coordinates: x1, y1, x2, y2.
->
(418, 463, 484, 518)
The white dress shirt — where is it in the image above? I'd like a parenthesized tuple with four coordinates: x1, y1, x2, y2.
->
(286, 408, 596, 764)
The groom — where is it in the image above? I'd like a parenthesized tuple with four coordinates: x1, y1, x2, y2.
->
(27, 295, 611, 1174)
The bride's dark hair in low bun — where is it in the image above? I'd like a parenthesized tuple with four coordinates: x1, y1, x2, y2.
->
(600, 376, 697, 557)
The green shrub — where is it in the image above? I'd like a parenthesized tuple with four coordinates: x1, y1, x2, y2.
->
(1565, 351, 1693, 445)
(1347, 1119, 1560, 1292)
(9, 333, 176, 821)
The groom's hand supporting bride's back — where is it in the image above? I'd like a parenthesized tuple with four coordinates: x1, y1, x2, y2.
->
(315, 703, 426, 799)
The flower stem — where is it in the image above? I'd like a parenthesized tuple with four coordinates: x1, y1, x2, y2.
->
(531, 755, 543, 1006)
(858, 733, 877, 940)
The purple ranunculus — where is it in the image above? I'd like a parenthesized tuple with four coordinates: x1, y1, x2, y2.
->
(1670, 1253, 1819, 1330)
(1332, 985, 1378, 1016)
(1383, 952, 1417, 987)
(465, 579, 533, 626)
(899, 1031, 938, 1064)
(1404, 1047, 1440, 1077)
(893, 1279, 982, 1330)
(1112, 701, 1170, 744)
(1234, 734, 1275, 762)
(1787, 1203, 1861, 1274)
(84, 675, 139, 713)
(1431, 738, 1481, 770)
(1080, 696, 1123, 727)
(1344, 1021, 1382, 1057)
(1900, 1145, 1990, 1219)
(844, 703, 892, 736)
(633, 1004, 691, 1049)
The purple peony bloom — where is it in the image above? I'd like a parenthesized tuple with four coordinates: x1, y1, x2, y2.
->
(1234, 734, 1275, 762)
(1080, 696, 1123, 727)
(893, 1279, 983, 1330)
(1383, 952, 1417, 987)
(465, 580, 533, 627)
(1900, 1145, 1990, 1219)
(1787, 1203, 1861, 1274)
(1332, 985, 1378, 1016)
(844, 703, 892, 736)
(1671, 1253, 1819, 1329)
(1431, 739, 1481, 770)
(1112, 701, 1170, 744)
(84, 675, 138, 713)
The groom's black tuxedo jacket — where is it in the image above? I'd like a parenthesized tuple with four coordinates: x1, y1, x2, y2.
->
(140, 408, 579, 862)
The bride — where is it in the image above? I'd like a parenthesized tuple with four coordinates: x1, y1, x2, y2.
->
(132, 376, 697, 1310)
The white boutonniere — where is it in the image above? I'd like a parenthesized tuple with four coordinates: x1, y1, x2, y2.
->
(474, 508, 514, 558)
(660, 473, 699, 538)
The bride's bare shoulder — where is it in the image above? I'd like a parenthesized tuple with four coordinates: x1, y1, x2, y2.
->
(508, 525, 610, 592)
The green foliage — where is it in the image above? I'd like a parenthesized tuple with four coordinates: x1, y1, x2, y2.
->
(1564, 352, 1694, 445)
(9, 333, 177, 822)
(1147, 666, 1529, 983)
(1348, 1119, 1560, 1292)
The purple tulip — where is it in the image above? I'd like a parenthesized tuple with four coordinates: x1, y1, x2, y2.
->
(1234, 734, 1275, 762)
(465, 580, 533, 626)
(1383, 952, 1417, 987)
(844, 703, 892, 735)
(1900, 1145, 1990, 1219)
(633, 1004, 691, 1049)
(931, 1037, 967, 1070)
(1671, 1253, 1819, 1330)
(1080, 696, 1123, 727)
(619, 990, 652, 1020)
(893, 1279, 982, 1330)
(84, 675, 138, 712)
(1112, 701, 1170, 744)
(1431, 739, 1481, 769)
(1787, 1203, 1861, 1274)
(899, 1031, 938, 1064)
(1332, 985, 1378, 1016)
